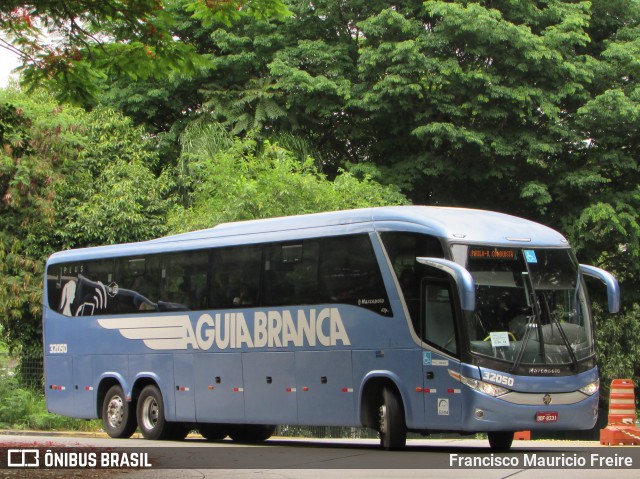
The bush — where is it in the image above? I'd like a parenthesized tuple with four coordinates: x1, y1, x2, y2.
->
(0, 374, 101, 431)
(0, 346, 100, 431)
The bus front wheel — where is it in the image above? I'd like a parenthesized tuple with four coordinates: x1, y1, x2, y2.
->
(137, 385, 169, 440)
(102, 385, 137, 439)
(488, 431, 514, 450)
(379, 387, 406, 450)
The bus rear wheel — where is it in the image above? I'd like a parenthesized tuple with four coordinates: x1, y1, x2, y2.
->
(379, 387, 406, 450)
(102, 385, 137, 439)
(137, 385, 171, 440)
(228, 425, 275, 443)
(200, 424, 228, 441)
(488, 431, 514, 450)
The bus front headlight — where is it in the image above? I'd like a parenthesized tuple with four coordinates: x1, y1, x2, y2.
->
(579, 379, 599, 396)
(459, 375, 510, 398)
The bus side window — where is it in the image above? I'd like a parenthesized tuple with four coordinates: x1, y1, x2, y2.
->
(262, 241, 320, 307)
(423, 280, 458, 355)
(50, 260, 116, 316)
(211, 245, 262, 309)
(114, 256, 161, 314)
(380, 232, 446, 331)
(319, 235, 392, 316)
(160, 251, 209, 311)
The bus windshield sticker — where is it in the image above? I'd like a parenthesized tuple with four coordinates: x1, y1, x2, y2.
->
(489, 331, 510, 348)
(524, 250, 538, 263)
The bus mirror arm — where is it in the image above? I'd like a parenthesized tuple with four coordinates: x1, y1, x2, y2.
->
(579, 264, 621, 314)
(416, 257, 475, 312)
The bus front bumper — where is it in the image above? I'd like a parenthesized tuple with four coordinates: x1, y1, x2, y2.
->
(462, 388, 599, 432)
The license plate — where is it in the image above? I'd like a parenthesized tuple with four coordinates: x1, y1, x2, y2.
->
(536, 412, 558, 422)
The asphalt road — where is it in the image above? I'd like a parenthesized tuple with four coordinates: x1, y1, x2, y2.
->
(1, 432, 639, 479)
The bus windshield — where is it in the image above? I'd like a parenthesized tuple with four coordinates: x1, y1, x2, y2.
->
(452, 245, 594, 369)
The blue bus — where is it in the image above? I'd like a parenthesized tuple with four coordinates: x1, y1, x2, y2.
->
(43, 206, 620, 449)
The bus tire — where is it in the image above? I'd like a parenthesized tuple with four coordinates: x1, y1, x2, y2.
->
(252, 425, 276, 442)
(199, 424, 228, 441)
(102, 385, 137, 439)
(488, 431, 514, 450)
(229, 425, 275, 443)
(137, 385, 169, 440)
(379, 387, 406, 450)
(164, 423, 190, 441)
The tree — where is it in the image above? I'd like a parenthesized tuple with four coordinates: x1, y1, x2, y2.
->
(595, 303, 640, 400)
(168, 121, 407, 231)
(0, 87, 405, 365)
(557, 1, 640, 286)
(0, 88, 172, 363)
(0, 99, 44, 365)
(161, 0, 640, 402)
(354, 1, 595, 208)
(4, 0, 639, 403)
(0, 0, 290, 104)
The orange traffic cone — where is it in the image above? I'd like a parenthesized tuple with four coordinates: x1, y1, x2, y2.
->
(600, 379, 640, 446)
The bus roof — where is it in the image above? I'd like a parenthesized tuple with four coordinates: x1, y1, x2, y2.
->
(48, 206, 568, 263)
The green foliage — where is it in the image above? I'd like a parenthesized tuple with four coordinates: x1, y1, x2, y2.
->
(169, 122, 407, 231)
(1, 0, 290, 104)
(594, 302, 640, 404)
(107, 0, 640, 402)
(0, 95, 60, 357)
(203, 77, 288, 135)
(185, 0, 291, 28)
(63, 159, 172, 245)
(0, 366, 100, 431)
(1, 0, 640, 417)
(354, 1, 594, 208)
(0, 88, 172, 357)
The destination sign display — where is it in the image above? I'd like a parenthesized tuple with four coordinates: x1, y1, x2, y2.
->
(468, 247, 518, 261)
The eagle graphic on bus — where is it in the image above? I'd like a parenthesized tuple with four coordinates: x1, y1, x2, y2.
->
(58, 277, 118, 317)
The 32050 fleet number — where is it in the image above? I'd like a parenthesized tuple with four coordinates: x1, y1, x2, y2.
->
(482, 371, 515, 387)
(49, 343, 68, 354)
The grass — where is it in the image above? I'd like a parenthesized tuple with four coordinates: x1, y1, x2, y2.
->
(0, 379, 102, 431)
(0, 344, 101, 432)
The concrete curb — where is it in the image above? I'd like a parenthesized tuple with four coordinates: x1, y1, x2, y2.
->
(0, 429, 207, 440)
(0, 429, 111, 438)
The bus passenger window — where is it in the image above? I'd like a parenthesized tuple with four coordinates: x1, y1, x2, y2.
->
(211, 246, 261, 309)
(319, 235, 392, 316)
(50, 260, 116, 317)
(262, 241, 320, 307)
(380, 232, 446, 336)
(160, 251, 209, 311)
(114, 256, 162, 314)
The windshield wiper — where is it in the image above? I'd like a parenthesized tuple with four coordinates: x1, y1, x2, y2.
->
(510, 271, 543, 372)
(511, 272, 580, 373)
(545, 293, 579, 372)
(510, 312, 536, 372)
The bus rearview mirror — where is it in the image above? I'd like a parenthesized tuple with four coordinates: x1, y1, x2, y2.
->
(416, 257, 475, 312)
(579, 264, 621, 314)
